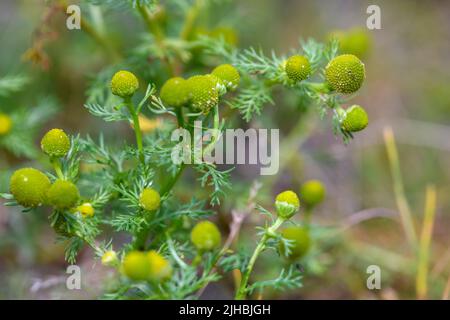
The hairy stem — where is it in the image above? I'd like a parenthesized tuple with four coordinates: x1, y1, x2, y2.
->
(235, 217, 285, 299)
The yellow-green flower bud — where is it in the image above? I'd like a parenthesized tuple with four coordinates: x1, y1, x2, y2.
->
(76, 202, 95, 218)
(329, 28, 372, 59)
(279, 226, 311, 260)
(147, 250, 172, 282)
(139, 187, 161, 211)
(300, 180, 326, 208)
(160, 77, 190, 107)
(40, 128, 71, 158)
(0, 113, 12, 135)
(190, 220, 221, 251)
(46, 180, 80, 210)
(122, 250, 172, 282)
(275, 190, 300, 219)
(211, 64, 240, 91)
(122, 251, 150, 281)
(325, 54, 365, 94)
(102, 250, 119, 267)
(341, 105, 369, 132)
(186, 75, 219, 114)
(285, 55, 311, 82)
(111, 70, 139, 98)
(10, 168, 51, 207)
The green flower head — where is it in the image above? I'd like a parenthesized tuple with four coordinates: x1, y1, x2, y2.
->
(139, 187, 161, 211)
(147, 250, 173, 282)
(279, 226, 311, 260)
(211, 64, 240, 91)
(300, 180, 326, 208)
(0, 112, 12, 136)
(275, 190, 300, 219)
(122, 250, 172, 282)
(46, 180, 80, 209)
(111, 70, 139, 98)
(329, 28, 372, 59)
(190, 220, 221, 251)
(160, 77, 190, 107)
(122, 251, 151, 281)
(341, 105, 369, 132)
(41, 128, 71, 158)
(10, 168, 51, 207)
(186, 75, 219, 113)
(285, 55, 311, 82)
(325, 54, 365, 94)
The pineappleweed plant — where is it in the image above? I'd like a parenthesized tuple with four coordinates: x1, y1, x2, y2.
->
(1, 0, 370, 300)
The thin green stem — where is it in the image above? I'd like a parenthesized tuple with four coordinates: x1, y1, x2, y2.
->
(235, 217, 285, 300)
(160, 164, 185, 197)
(202, 104, 220, 158)
(51, 157, 64, 180)
(125, 98, 145, 164)
(180, 0, 203, 40)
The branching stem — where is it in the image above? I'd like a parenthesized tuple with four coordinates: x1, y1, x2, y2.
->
(235, 216, 285, 299)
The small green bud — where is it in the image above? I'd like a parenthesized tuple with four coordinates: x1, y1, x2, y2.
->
(111, 70, 139, 98)
(300, 180, 326, 208)
(122, 251, 151, 281)
(76, 202, 95, 218)
(211, 64, 240, 91)
(102, 250, 119, 267)
(285, 55, 311, 82)
(275, 190, 300, 219)
(190, 220, 221, 251)
(186, 75, 219, 113)
(329, 28, 372, 59)
(160, 77, 190, 107)
(10, 168, 51, 207)
(279, 226, 311, 260)
(0, 113, 12, 135)
(139, 187, 161, 211)
(325, 54, 365, 94)
(341, 105, 369, 132)
(147, 250, 172, 282)
(46, 180, 80, 209)
(41, 128, 71, 158)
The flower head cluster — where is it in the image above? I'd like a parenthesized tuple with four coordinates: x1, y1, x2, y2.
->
(341, 105, 369, 132)
(111, 70, 139, 98)
(325, 54, 365, 94)
(279, 226, 311, 260)
(46, 180, 80, 210)
(41, 128, 71, 158)
(275, 190, 300, 219)
(160, 77, 190, 107)
(10, 168, 51, 207)
(190, 220, 222, 251)
(300, 180, 326, 209)
(139, 187, 161, 211)
(284, 55, 311, 82)
(211, 64, 240, 91)
(122, 250, 172, 282)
